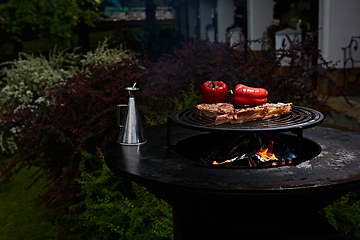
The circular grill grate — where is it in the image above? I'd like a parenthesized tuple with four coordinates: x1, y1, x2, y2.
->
(171, 105, 324, 133)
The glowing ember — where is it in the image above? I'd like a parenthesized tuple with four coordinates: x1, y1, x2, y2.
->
(212, 156, 244, 165)
(256, 140, 278, 161)
(213, 160, 230, 165)
(199, 156, 206, 164)
(201, 135, 296, 167)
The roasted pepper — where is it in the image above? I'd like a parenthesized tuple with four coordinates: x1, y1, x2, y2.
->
(201, 81, 228, 103)
(230, 84, 268, 108)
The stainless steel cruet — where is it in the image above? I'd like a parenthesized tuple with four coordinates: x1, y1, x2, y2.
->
(117, 83, 146, 145)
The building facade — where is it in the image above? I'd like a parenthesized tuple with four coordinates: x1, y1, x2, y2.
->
(172, 0, 360, 68)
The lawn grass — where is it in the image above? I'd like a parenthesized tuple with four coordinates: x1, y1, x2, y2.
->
(0, 155, 54, 239)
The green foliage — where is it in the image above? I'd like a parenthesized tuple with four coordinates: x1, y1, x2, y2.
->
(80, 38, 131, 66)
(0, 49, 74, 154)
(144, 116, 168, 126)
(0, 0, 37, 40)
(0, 39, 130, 154)
(284, 94, 310, 108)
(0, 0, 100, 48)
(323, 192, 360, 240)
(145, 79, 201, 126)
(1, 39, 162, 238)
(65, 151, 173, 240)
(0, 39, 130, 118)
(173, 79, 202, 110)
(0, 50, 75, 116)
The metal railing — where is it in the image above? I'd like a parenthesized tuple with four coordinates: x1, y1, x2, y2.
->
(342, 36, 360, 94)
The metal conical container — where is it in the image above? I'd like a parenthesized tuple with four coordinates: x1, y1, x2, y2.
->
(117, 83, 146, 145)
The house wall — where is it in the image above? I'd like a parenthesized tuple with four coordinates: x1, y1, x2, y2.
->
(188, 0, 198, 38)
(199, 0, 213, 40)
(319, 0, 360, 68)
(176, 3, 188, 39)
(217, 0, 235, 42)
(247, 0, 273, 51)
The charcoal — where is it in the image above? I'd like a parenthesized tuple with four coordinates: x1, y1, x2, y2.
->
(199, 133, 297, 167)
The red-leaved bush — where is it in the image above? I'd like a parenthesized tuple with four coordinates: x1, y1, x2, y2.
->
(0, 54, 155, 235)
(0, 31, 345, 238)
(143, 30, 342, 113)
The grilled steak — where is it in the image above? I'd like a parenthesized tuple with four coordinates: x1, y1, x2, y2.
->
(215, 103, 293, 125)
(196, 103, 234, 118)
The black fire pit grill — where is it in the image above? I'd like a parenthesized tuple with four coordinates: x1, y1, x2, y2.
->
(105, 106, 360, 240)
(169, 105, 324, 133)
(167, 105, 324, 164)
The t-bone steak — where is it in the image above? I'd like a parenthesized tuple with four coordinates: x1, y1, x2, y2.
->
(195, 103, 235, 118)
(214, 102, 293, 125)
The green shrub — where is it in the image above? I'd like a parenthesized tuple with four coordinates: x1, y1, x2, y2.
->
(173, 79, 201, 110)
(65, 151, 173, 240)
(0, 39, 129, 154)
(0, 50, 74, 117)
(80, 38, 131, 67)
(0, 49, 156, 238)
(323, 191, 360, 239)
(145, 79, 201, 126)
(0, 49, 74, 154)
(1, 45, 174, 238)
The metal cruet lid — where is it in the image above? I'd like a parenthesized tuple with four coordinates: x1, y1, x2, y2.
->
(125, 83, 139, 91)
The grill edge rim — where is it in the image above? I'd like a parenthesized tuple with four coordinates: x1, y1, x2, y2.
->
(170, 105, 324, 133)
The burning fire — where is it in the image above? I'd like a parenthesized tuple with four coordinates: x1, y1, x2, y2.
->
(212, 156, 241, 165)
(213, 160, 230, 165)
(256, 140, 278, 161)
(211, 140, 279, 165)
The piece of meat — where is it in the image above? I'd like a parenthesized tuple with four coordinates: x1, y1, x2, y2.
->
(215, 103, 293, 125)
(196, 103, 235, 118)
(262, 103, 293, 119)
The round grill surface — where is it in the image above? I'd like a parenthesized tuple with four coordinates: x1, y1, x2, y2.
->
(171, 105, 324, 133)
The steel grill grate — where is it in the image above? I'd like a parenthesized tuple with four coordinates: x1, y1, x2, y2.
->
(170, 105, 324, 133)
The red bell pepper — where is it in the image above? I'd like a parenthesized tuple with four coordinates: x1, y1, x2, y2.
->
(233, 84, 268, 98)
(230, 84, 268, 108)
(201, 81, 228, 103)
(231, 95, 268, 108)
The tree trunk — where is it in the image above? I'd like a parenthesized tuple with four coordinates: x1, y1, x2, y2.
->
(77, 21, 90, 52)
(145, 0, 156, 23)
(144, 0, 157, 59)
(13, 39, 22, 56)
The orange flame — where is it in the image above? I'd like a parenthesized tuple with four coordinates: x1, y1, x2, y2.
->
(211, 140, 279, 166)
(256, 140, 278, 161)
(212, 160, 231, 165)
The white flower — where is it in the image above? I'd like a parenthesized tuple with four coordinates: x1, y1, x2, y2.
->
(0, 39, 131, 154)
